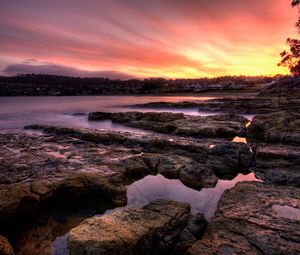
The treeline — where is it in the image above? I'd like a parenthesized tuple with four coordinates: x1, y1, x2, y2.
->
(0, 74, 280, 96)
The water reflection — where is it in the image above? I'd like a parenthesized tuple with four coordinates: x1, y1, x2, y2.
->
(52, 233, 69, 255)
(232, 136, 247, 144)
(126, 173, 259, 221)
(48, 172, 259, 255)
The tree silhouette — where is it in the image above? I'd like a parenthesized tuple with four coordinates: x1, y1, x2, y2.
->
(279, 1, 300, 75)
(292, 0, 300, 7)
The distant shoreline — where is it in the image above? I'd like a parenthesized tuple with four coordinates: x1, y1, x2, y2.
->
(0, 91, 258, 97)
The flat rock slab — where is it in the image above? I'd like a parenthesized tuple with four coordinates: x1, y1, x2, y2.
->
(187, 182, 300, 255)
(26, 125, 252, 177)
(68, 199, 206, 255)
(88, 111, 248, 138)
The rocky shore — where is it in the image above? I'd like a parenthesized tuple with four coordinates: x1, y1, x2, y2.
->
(88, 111, 248, 138)
(187, 181, 300, 255)
(68, 199, 207, 255)
(0, 77, 299, 254)
(132, 76, 300, 114)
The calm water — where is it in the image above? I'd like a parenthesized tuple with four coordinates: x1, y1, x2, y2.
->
(0, 95, 254, 131)
(0, 96, 217, 131)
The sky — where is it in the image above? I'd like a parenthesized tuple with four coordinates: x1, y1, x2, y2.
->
(0, 0, 298, 79)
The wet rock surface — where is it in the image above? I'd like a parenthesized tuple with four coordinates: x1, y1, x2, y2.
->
(68, 199, 207, 255)
(187, 181, 300, 255)
(88, 111, 248, 138)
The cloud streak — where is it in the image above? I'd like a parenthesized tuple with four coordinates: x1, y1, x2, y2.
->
(0, 0, 297, 78)
(3, 61, 134, 79)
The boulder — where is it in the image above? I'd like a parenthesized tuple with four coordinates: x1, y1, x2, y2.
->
(141, 154, 218, 189)
(68, 199, 207, 255)
(187, 182, 300, 255)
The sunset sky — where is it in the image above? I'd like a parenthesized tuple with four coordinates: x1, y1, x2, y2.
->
(0, 0, 298, 79)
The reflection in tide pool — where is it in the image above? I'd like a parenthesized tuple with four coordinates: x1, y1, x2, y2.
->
(50, 172, 259, 254)
(126, 173, 259, 221)
(52, 233, 69, 255)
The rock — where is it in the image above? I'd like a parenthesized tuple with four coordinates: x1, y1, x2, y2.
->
(194, 97, 274, 114)
(1, 127, 251, 223)
(0, 235, 14, 255)
(131, 97, 279, 115)
(88, 111, 248, 138)
(0, 132, 132, 222)
(247, 111, 300, 144)
(185, 213, 207, 239)
(25, 125, 252, 178)
(0, 183, 40, 222)
(68, 199, 206, 255)
(133, 101, 210, 109)
(172, 214, 207, 255)
(206, 141, 251, 178)
(187, 182, 300, 255)
(253, 143, 300, 187)
(141, 154, 218, 189)
(179, 161, 217, 190)
(258, 76, 300, 102)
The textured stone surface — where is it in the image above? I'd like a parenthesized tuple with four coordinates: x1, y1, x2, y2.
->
(187, 182, 300, 255)
(0, 235, 14, 255)
(88, 111, 248, 138)
(247, 111, 300, 144)
(1, 127, 252, 223)
(25, 125, 252, 177)
(68, 199, 207, 255)
(253, 143, 300, 187)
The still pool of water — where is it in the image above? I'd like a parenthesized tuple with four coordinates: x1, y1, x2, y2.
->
(50, 172, 259, 255)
